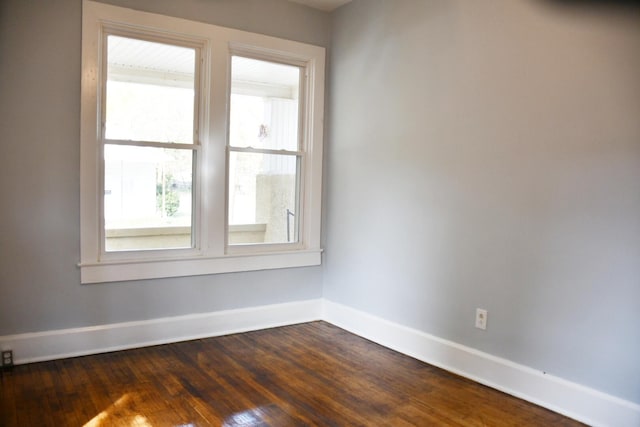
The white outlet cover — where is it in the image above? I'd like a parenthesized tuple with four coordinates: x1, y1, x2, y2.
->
(475, 308, 488, 330)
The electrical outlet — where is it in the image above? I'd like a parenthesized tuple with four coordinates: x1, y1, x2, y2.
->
(2, 350, 14, 369)
(475, 308, 488, 330)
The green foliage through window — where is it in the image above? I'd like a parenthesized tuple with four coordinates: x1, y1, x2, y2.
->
(156, 172, 180, 217)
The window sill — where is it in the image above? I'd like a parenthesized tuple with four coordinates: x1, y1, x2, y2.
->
(79, 249, 322, 284)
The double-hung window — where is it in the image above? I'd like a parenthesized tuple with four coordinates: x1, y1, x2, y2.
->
(102, 34, 200, 253)
(80, 1, 324, 283)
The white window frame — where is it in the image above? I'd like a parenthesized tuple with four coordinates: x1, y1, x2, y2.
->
(80, 1, 324, 283)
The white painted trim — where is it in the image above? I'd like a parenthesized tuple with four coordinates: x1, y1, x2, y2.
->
(80, 249, 322, 283)
(0, 299, 322, 365)
(2, 297, 637, 427)
(321, 300, 640, 427)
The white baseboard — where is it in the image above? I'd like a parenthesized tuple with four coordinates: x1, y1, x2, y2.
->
(321, 300, 640, 427)
(1, 298, 638, 427)
(0, 299, 323, 364)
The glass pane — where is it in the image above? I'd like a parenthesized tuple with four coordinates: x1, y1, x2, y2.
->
(104, 145, 193, 251)
(230, 56, 300, 151)
(105, 35, 195, 144)
(228, 152, 299, 245)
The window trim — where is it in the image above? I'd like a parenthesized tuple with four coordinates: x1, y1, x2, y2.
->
(80, 1, 324, 283)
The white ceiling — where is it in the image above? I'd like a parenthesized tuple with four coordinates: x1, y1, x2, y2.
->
(108, 36, 300, 92)
(287, 0, 352, 12)
(232, 56, 299, 88)
(108, 35, 195, 76)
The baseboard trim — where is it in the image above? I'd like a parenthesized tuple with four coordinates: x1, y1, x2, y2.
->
(321, 300, 640, 427)
(1, 298, 637, 426)
(0, 299, 323, 365)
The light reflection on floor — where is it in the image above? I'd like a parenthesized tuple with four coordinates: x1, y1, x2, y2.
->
(82, 394, 195, 427)
(83, 394, 141, 427)
(222, 407, 269, 427)
(83, 391, 265, 427)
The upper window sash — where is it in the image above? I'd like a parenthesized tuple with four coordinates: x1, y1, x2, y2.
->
(99, 29, 204, 146)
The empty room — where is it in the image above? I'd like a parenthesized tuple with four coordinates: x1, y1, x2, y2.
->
(1, 0, 639, 425)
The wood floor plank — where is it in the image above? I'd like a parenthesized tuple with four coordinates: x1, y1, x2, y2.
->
(0, 369, 19, 427)
(0, 321, 585, 426)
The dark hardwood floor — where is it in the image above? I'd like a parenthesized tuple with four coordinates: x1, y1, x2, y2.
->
(0, 321, 583, 426)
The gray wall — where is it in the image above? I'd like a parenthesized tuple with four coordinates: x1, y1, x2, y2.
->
(2, 0, 639, 407)
(0, 0, 328, 335)
(325, 0, 640, 404)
